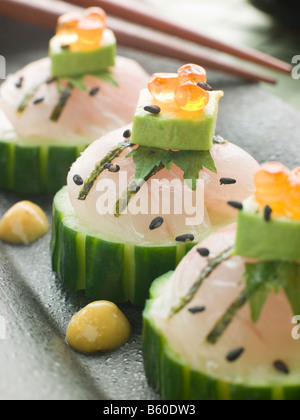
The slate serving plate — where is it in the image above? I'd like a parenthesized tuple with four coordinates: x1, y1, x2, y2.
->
(0, 17, 300, 400)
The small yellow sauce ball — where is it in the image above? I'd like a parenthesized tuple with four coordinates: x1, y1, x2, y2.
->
(66, 301, 131, 354)
(0, 201, 49, 245)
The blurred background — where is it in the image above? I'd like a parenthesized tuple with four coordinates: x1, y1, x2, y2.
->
(143, 0, 300, 111)
(0, 0, 299, 111)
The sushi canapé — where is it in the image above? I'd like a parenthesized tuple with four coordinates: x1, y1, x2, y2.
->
(143, 162, 300, 400)
(0, 8, 148, 194)
(51, 64, 259, 306)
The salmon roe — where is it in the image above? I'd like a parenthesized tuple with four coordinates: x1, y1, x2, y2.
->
(148, 64, 210, 112)
(56, 8, 106, 50)
(148, 73, 179, 103)
(254, 162, 300, 220)
(178, 64, 207, 85)
(254, 162, 289, 216)
(175, 82, 209, 112)
(84, 7, 106, 24)
(56, 12, 81, 46)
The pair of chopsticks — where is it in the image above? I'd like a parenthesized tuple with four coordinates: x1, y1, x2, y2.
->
(0, 0, 292, 84)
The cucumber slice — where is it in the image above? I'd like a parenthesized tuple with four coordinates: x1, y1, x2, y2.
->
(143, 272, 300, 400)
(0, 138, 87, 195)
(51, 187, 196, 306)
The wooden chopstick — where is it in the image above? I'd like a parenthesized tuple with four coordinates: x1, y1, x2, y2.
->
(0, 0, 278, 84)
(66, 0, 292, 75)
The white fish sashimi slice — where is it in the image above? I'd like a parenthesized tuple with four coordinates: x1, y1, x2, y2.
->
(150, 224, 300, 384)
(67, 125, 260, 245)
(0, 56, 149, 143)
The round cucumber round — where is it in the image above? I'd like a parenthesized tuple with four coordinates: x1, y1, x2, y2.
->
(51, 187, 196, 306)
(0, 139, 87, 195)
(143, 272, 300, 400)
(143, 223, 300, 401)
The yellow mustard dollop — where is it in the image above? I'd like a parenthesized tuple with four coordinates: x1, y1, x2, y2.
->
(0, 201, 49, 245)
(66, 301, 131, 354)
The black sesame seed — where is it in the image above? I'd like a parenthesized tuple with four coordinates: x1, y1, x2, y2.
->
(46, 76, 57, 85)
(144, 105, 161, 115)
(264, 205, 273, 222)
(73, 174, 84, 186)
(197, 248, 210, 257)
(228, 201, 243, 210)
(15, 77, 24, 89)
(274, 360, 289, 375)
(188, 306, 206, 314)
(123, 129, 132, 139)
(89, 87, 100, 96)
(220, 178, 237, 185)
(33, 97, 45, 105)
(197, 82, 213, 91)
(104, 163, 120, 173)
(149, 217, 164, 231)
(175, 234, 195, 243)
(226, 347, 245, 363)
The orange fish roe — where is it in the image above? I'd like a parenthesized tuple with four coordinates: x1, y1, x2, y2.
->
(178, 64, 207, 85)
(174, 82, 209, 112)
(254, 162, 290, 216)
(148, 73, 179, 103)
(285, 168, 300, 219)
(76, 16, 105, 48)
(56, 12, 81, 46)
(84, 7, 107, 24)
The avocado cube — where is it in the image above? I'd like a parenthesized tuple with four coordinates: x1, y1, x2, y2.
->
(234, 197, 300, 263)
(49, 29, 116, 78)
(131, 89, 224, 151)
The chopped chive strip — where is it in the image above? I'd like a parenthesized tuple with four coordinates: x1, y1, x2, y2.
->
(78, 140, 130, 201)
(169, 246, 234, 318)
(17, 78, 48, 113)
(114, 162, 165, 217)
(207, 290, 248, 345)
(50, 83, 73, 122)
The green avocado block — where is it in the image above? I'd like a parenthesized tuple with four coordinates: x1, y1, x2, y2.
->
(49, 29, 116, 78)
(131, 89, 224, 151)
(234, 197, 300, 263)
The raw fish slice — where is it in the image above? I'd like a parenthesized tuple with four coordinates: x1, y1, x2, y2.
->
(149, 224, 300, 384)
(68, 126, 260, 245)
(0, 56, 149, 143)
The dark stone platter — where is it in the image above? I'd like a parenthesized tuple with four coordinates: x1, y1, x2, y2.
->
(0, 17, 299, 400)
